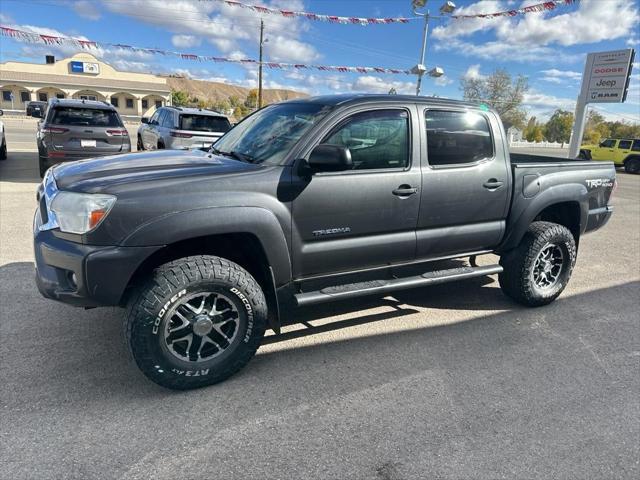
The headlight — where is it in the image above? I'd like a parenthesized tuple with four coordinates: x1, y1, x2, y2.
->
(50, 191, 116, 234)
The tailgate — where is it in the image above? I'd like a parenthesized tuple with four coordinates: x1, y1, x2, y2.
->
(50, 125, 127, 154)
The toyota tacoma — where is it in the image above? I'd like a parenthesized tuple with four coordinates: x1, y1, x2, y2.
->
(34, 94, 616, 390)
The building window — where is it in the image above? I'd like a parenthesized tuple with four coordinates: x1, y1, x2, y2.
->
(56, 93, 65, 99)
(155, 100, 162, 109)
(80, 95, 97, 101)
(2, 91, 12, 102)
(21, 92, 31, 103)
(126, 98, 134, 109)
(39, 93, 48, 102)
(142, 99, 148, 109)
(111, 97, 119, 108)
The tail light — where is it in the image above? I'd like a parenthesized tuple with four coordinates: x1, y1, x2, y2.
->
(170, 131, 192, 138)
(42, 127, 69, 134)
(106, 129, 129, 136)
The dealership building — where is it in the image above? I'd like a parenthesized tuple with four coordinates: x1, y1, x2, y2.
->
(0, 53, 171, 118)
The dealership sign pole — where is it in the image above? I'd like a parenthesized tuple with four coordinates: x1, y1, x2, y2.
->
(568, 48, 635, 159)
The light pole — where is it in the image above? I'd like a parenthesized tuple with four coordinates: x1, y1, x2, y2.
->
(411, 0, 455, 96)
(258, 18, 264, 109)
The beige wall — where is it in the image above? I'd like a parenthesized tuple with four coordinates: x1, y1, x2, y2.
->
(0, 53, 170, 116)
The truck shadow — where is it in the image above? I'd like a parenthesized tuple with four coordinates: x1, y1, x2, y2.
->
(1, 260, 636, 399)
(0, 151, 41, 183)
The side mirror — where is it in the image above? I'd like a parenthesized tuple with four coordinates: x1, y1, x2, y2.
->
(141, 117, 149, 124)
(307, 144, 352, 172)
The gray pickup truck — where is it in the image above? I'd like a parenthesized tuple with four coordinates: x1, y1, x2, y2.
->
(34, 94, 616, 390)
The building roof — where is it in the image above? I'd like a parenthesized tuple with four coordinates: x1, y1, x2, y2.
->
(0, 70, 171, 94)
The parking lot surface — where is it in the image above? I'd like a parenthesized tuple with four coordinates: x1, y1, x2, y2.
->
(0, 125, 639, 479)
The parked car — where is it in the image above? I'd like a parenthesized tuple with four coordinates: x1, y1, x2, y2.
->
(26, 100, 47, 118)
(580, 138, 640, 174)
(137, 106, 231, 151)
(32, 98, 130, 177)
(34, 94, 615, 390)
(0, 110, 6, 160)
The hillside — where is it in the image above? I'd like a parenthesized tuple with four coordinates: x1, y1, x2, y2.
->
(165, 76, 307, 105)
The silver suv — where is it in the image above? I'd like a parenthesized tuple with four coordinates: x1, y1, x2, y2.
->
(137, 106, 231, 151)
(34, 99, 131, 177)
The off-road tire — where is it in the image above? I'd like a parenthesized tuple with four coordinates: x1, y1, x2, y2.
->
(137, 135, 144, 151)
(624, 157, 640, 174)
(125, 255, 267, 390)
(499, 221, 576, 307)
(0, 140, 7, 160)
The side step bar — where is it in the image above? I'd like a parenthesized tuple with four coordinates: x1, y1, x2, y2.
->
(294, 264, 503, 307)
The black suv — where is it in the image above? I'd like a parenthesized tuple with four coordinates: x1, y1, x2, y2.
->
(33, 98, 131, 177)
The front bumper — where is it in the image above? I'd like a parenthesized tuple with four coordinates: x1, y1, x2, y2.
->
(34, 212, 160, 307)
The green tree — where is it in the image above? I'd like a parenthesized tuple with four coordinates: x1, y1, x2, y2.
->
(533, 125, 544, 143)
(544, 109, 574, 145)
(244, 89, 258, 109)
(460, 68, 528, 130)
(170, 90, 190, 107)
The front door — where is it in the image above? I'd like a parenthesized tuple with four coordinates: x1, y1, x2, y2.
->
(291, 107, 421, 279)
(416, 108, 510, 259)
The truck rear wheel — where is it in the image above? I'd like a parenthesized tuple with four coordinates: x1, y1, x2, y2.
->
(499, 221, 576, 307)
(125, 255, 267, 390)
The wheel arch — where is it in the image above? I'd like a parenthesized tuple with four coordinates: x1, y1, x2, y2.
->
(498, 185, 587, 253)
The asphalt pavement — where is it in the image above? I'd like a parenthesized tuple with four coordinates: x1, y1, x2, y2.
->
(0, 122, 638, 480)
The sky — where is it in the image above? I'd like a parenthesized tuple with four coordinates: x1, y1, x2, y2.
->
(0, 0, 639, 123)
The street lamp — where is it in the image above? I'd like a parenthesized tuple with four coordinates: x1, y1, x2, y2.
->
(411, 0, 456, 96)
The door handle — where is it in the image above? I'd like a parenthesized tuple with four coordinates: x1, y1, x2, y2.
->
(392, 185, 418, 196)
(483, 179, 504, 190)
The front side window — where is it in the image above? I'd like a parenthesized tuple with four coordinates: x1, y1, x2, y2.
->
(322, 109, 410, 170)
(618, 140, 632, 150)
(180, 114, 231, 133)
(600, 139, 615, 148)
(49, 107, 122, 127)
(162, 111, 174, 128)
(214, 102, 332, 165)
(156, 110, 167, 126)
(425, 110, 493, 166)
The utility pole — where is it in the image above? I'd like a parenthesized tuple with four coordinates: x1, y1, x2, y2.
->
(258, 19, 264, 109)
(415, 13, 429, 96)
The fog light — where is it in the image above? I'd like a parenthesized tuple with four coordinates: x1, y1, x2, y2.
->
(68, 272, 78, 289)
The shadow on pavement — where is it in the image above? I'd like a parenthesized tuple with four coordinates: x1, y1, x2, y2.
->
(0, 151, 40, 183)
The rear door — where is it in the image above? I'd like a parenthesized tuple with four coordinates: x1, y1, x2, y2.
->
(415, 107, 510, 259)
(142, 110, 160, 149)
(614, 139, 633, 165)
(47, 106, 126, 156)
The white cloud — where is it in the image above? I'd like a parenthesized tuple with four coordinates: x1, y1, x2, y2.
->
(433, 75, 453, 87)
(351, 76, 415, 94)
(72, 0, 101, 20)
(100, 0, 319, 63)
(171, 35, 201, 49)
(433, 0, 638, 61)
(463, 64, 485, 81)
(539, 69, 582, 84)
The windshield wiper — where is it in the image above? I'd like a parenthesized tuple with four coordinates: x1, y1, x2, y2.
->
(210, 147, 255, 163)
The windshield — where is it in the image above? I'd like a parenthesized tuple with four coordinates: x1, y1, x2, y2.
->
(180, 114, 231, 133)
(213, 103, 332, 165)
(50, 107, 122, 127)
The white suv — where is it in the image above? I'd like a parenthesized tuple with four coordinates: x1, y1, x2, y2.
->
(137, 106, 232, 151)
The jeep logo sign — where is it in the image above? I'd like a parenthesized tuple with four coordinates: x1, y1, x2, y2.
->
(583, 49, 635, 104)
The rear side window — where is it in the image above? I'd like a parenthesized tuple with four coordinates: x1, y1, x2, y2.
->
(425, 110, 493, 166)
(618, 140, 632, 150)
(632, 140, 640, 152)
(180, 114, 231, 132)
(49, 107, 122, 127)
(322, 109, 409, 170)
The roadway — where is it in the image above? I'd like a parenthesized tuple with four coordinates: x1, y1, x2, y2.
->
(0, 120, 638, 479)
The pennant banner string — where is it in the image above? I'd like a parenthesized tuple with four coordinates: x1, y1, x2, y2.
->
(0, 25, 413, 74)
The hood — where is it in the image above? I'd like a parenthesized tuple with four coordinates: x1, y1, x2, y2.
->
(53, 149, 259, 192)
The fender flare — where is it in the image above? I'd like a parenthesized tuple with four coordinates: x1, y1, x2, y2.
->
(121, 206, 292, 287)
(498, 183, 588, 252)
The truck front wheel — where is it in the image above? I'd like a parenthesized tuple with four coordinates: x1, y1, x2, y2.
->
(125, 255, 267, 390)
(499, 221, 576, 307)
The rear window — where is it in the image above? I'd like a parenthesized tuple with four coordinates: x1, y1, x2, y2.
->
(49, 107, 122, 127)
(179, 114, 231, 133)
